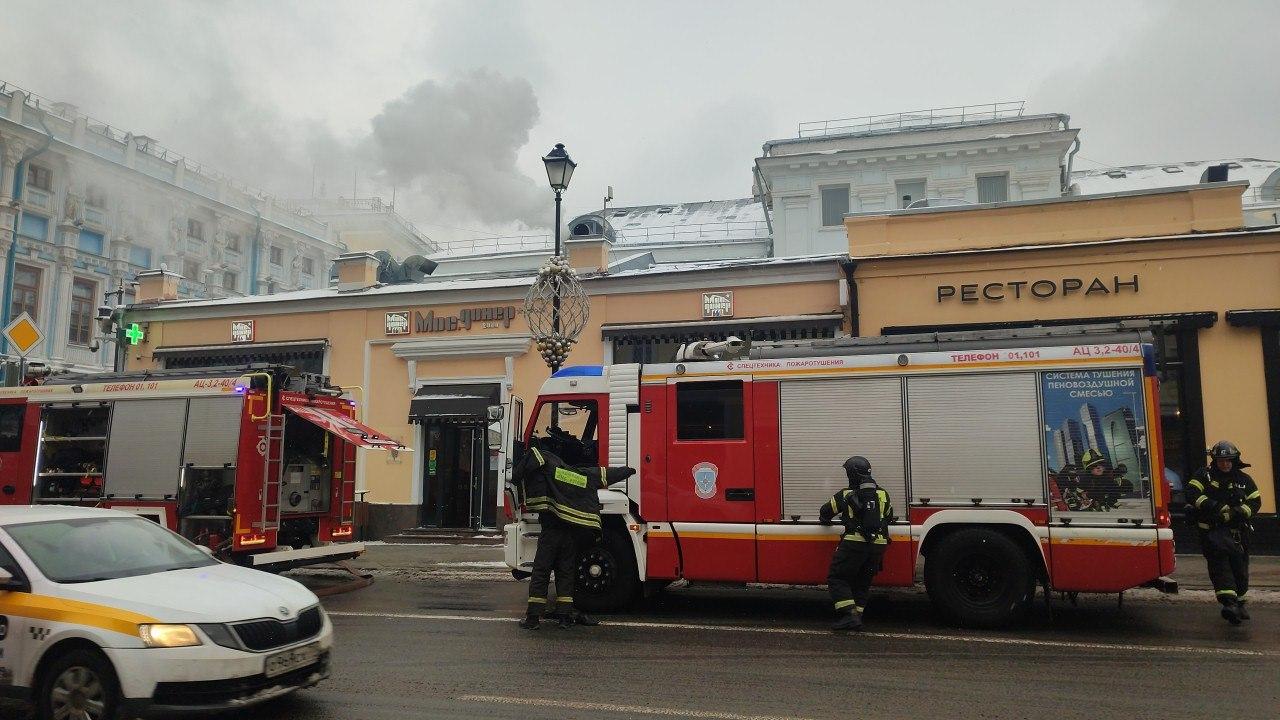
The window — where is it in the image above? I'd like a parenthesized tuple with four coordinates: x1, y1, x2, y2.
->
(0, 405, 27, 453)
(184, 258, 202, 281)
(11, 264, 40, 321)
(529, 399, 599, 466)
(86, 185, 107, 208)
(222, 271, 237, 292)
(226, 233, 241, 252)
(26, 165, 51, 192)
(270, 246, 283, 266)
(820, 185, 850, 226)
(68, 278, 96, 346)
(77, 229, 105, 255)
(129, 246, 152, 268)
(18, 213, 48, 242)
(301, 257, 314, 275)
(896, 179, 927, 209)
(676, 381, 745, 440)
(187, 218, 203, 240)
(6, 517, 215, 584)
(977, 173, 1009, 203)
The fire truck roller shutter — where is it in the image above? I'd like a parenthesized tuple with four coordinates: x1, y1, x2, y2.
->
(104, 399, 188, 499)
(906, 374, 1044, 505)
(779, 377, 906, 520)
(182, 397, 245, 467)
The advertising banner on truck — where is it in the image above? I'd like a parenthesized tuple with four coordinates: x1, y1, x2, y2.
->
(1042, 368, 1152, 515)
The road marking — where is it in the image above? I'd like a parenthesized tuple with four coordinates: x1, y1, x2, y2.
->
(326, 610, 1276, 657)
(457, 694, 814, 720)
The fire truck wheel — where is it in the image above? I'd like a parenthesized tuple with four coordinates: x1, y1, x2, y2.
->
(924, 527, 1032, 628)
(574, 529, 640, 613)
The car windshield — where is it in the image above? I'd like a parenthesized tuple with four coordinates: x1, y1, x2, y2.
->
(5, 516, 216, 584)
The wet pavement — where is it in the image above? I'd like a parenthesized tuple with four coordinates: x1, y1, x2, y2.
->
(5, 546, 1278, 719)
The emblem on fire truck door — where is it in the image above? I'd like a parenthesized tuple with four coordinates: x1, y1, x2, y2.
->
(692, 462, 719, 500)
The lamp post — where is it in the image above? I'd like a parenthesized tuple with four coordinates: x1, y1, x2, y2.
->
(542, 143, 576, 350)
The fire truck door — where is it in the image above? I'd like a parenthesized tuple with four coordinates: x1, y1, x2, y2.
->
(666, 378, 755, 581)
(0, 401, 36, 505)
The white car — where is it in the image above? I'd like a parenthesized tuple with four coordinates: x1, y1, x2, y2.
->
(0, 506, 332, 719)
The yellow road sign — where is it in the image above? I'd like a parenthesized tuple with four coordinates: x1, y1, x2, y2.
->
(3, 313, 44, 357)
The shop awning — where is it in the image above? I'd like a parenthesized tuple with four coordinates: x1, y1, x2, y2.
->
(409, 383, 501, 424)
(284, 404, 405, 451)
(154, 340, 327, 374)
(602, 314, 843, 345)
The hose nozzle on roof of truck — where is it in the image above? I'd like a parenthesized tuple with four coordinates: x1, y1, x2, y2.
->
(676, 336, 746, 362)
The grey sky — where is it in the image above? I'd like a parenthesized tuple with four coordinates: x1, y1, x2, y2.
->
(2, 0, 1276, 246)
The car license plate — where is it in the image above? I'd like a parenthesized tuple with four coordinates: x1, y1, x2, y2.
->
(264, 642, 321, 678)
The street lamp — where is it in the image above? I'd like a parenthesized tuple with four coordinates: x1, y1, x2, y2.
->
(525, 143, 588, 373)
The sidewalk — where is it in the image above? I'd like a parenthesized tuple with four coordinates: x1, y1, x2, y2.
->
(1172, 553, 1280, 591)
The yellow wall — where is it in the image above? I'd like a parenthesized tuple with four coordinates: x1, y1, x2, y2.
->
(854, 233, 1280, 512)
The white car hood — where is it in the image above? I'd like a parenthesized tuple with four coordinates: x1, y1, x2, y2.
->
(58, 563, 320, 624)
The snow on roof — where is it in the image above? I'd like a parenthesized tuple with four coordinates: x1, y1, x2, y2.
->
(593, 198, 768, 246)
(1071, 159, 1280, 203)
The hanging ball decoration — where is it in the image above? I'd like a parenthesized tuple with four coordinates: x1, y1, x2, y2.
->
(524, 255, 590, 370)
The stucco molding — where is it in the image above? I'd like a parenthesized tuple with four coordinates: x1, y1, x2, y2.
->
(390, 334, 530, 360)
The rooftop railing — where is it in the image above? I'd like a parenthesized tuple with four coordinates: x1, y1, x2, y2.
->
(435, 218, 771, 258)
(798, 101, 1026, 139)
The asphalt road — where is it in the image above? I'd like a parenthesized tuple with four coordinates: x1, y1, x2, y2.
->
(5, 553, 1278, 719)
(231, 565, 1278, 720)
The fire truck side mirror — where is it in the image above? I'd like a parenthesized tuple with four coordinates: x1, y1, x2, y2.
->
(486, 405, 504, 422)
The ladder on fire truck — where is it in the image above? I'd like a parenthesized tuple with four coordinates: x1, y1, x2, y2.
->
(339, 443, 357, 527)
(257, 411, 285, 534)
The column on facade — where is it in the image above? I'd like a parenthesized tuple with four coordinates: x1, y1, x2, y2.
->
(47, 254, 75, 362)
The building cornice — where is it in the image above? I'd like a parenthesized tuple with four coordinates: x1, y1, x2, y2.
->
(756, 128, 1077, 171)
(391, 334, 530, 359)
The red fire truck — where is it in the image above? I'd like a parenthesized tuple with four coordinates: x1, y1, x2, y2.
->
(0, 365, 402, 570)
(504, 322, 1178, 626)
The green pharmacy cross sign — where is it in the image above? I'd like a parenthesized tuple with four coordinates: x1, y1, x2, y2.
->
(124, 323, 145, 346)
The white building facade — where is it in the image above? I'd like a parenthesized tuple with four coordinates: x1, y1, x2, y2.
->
(0, 83, 345, 374)
(754, 103, 1080, 257)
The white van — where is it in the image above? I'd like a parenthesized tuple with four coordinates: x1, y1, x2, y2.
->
(0, 506, 333, 719)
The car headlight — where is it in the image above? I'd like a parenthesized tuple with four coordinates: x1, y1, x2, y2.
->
(138, 624, 203, 648)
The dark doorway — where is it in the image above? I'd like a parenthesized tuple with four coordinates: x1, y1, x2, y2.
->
(421, 422, 497, 529)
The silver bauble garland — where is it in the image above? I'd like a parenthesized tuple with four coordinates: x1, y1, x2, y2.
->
(523, 255, 590, 369)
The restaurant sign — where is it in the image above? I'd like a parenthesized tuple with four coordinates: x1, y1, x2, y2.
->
(937, 275, 1140, 303)
(393, 306, 518, 335)
(702, 291, 734, 318)
(231, 320, 255, 343)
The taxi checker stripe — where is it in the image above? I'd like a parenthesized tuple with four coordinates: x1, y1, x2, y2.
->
(0, 593, 158, 637)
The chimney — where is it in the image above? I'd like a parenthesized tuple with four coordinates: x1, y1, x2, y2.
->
(565, 215, 615, 274)
(333, 252, 381, 290)
(134, 269, 182, 303)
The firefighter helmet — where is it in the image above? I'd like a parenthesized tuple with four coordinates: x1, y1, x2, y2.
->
(1081, 449, 1108, 471)
(843, 456, 872, 481)
(1207, 440, 1241, 462)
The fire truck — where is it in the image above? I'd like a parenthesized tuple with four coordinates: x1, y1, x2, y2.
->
(0, 365, 402, 570)
(504, 322, 1178, 627)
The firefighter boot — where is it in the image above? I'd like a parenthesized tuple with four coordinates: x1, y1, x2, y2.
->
(572, 609, 600, 627)
(1220, 601, 1243, 626)
(519, 612, 541, 630)
(556, 611, 575, 630)
(1238, 600, 1250, 621)
(832, 610, 863, 633)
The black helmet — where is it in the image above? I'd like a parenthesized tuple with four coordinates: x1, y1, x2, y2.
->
(843, 456, 872, 484)
(1208, 440, 1240, 461)
(1081, 449, 1108, 471)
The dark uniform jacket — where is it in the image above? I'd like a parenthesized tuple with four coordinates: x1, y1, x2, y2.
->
(1186, 465, 1262, 532)
(819, 482, 894, 545)
(512, 446, 634, 532)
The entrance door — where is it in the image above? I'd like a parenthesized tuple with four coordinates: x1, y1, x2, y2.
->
(423, 423, 488, 529)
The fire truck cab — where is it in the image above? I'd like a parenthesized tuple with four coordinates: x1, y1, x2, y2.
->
(504, 322, 1177, 627)
(0, 365, 402, 570)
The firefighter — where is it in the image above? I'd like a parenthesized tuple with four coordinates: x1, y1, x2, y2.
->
(1186, 441, 1262, 625)
(1079, 449, 1133, 511)
(512, 438, 635, 630)
(819, 455, 894, 632)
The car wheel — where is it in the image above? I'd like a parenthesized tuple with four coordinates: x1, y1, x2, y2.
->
(37, 647, 121, 720)
(574, 529, 640, 613)
(924, 527, 1033, 628)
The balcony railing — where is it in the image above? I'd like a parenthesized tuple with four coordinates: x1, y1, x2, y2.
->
(798, 101, 1026, 139)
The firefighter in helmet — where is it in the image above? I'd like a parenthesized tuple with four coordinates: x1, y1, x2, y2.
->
(1186, 440, 1262, 625)
(512, 437, 635, 630)
(1079, 448, 1133, 511)
(819, 456, 894, 632)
